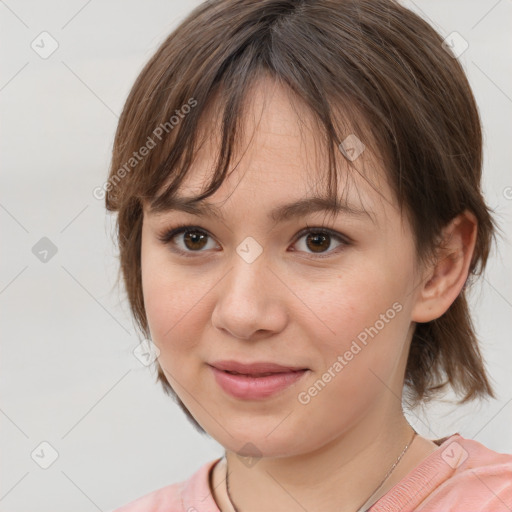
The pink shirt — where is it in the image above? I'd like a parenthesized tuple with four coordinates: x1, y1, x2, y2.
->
(114, 433, 512, 511)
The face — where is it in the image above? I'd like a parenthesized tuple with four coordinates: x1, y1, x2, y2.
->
(140, 77, 424, 457)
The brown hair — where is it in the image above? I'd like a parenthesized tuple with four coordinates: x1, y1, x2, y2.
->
(105, 0, 499, 434)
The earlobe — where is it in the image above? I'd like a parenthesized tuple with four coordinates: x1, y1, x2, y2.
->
(411, 210, 478, 323)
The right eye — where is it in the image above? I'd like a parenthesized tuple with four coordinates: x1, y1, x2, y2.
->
(157, 224, 220, 257)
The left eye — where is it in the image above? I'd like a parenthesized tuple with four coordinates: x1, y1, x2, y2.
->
(158, 224, 350, 258)
(292, 227, 349, 257)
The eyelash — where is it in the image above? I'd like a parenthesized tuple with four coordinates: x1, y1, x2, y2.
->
(157, 223, 352, 260)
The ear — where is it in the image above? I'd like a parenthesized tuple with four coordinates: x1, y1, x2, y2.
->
(411, 210, 478, 323)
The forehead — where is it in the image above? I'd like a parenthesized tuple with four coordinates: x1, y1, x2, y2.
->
(146, 76, 394, 222)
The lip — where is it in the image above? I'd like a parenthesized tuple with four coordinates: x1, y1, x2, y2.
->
(208, 361, 309, 400)
(209, 360, 308, 374)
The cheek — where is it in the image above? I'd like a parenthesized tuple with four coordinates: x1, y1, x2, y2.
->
(291, 265, 409, 431)
(297, 259, 410, 371)
(140, 245, 208, 358)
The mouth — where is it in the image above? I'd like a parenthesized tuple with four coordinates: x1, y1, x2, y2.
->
(208, 360, 309, 376)
(221, 369, 305, 377)
(209, 365, 309, 400)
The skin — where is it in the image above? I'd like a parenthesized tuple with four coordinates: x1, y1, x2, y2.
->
(140, 77, 478, 512)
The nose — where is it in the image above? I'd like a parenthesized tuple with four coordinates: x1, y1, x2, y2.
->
(211, 252, 288, 341)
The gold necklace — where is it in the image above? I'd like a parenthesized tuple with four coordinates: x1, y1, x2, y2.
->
(224, 429, 417, 512)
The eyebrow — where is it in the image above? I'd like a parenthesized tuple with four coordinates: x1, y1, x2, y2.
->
(149, 195, 375, 224)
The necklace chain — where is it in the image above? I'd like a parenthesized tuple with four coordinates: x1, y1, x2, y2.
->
(224, 429, 417, 512)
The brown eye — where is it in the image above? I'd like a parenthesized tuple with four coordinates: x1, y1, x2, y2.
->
(182, 229, 209, 251)
(158, 225, 219, 256)
(292, 228, 350, 258)
(304, 232, 332, 253)
(158, 224, 350, 259)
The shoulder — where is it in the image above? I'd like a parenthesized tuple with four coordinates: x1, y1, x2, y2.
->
(111, 457, 223, 512)
(371, 433, 512, 512)
(113, 480, 185, 512)
(420, 434, 512, 511)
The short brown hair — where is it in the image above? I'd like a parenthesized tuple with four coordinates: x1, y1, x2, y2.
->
(105, 0, 499, 433)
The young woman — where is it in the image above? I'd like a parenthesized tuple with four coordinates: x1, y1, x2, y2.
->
(106, 0, 512, 510)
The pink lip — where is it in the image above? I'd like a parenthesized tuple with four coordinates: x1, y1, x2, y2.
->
(209, 364, 309, 400)
(209, 360, 307, 374)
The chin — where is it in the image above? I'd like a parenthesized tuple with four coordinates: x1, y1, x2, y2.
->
(205, 421, 312, 459)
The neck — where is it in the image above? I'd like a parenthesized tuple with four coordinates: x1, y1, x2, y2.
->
(217, 405, 419, 512)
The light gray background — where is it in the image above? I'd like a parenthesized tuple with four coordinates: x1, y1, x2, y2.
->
(1, 1, 511, 511)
